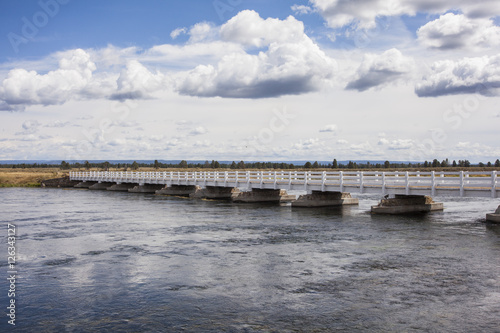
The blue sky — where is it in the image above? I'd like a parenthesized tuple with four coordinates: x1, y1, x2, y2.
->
(1, 0, 500, 162)
(0, 0, 306, 61)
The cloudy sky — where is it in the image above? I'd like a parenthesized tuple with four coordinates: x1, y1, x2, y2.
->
(1, 0, 499, 162)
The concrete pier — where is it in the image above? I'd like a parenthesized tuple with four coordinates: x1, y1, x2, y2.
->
(486, 205, 500, 223)
(128, 184, 165, 193)
(190, 186, 240, 200)
(89, 182, 116, 190)
(292, 191, 359, 208)
(155, 185, 201, 197)
(232, 188, 296, 203)
(74, 181, 98, 188)
(107, 183, 138, 191)
(371, 195, 444, 214)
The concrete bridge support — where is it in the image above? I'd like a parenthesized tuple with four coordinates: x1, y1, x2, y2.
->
(74, 181, 98, 188)
(232, 188, 295, 203)
(107, 183, 138, 191)
(89, 182, 116, 190)
(190, 186, 240, 200)
(486, 205, 500, 223)
(155, 185, 201, 197)
(128, 184, 165, 193)
(292, 191, 359, 208)
(371, 195, 444, 214)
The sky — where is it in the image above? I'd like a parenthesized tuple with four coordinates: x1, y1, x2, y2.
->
(0, 0, 500, 162)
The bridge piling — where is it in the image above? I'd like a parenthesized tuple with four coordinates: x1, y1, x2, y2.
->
(155, 185, 201, 197)
(292, 191, 359, 208)
(89, 182, 116, 190)
(128, 184, 165, 193)
(232, 188, 295, 203)
(107, 183, 138, 191)
(74, 181, 98, 188)
(190, 186, 240, 200)
(371, 195, 444, 214)
(486, 205, 500, 223)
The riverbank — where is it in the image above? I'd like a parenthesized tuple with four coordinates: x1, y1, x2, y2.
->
(0, 169, 68, 188)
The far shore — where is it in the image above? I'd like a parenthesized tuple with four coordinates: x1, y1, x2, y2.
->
(1, 167, 499, 188)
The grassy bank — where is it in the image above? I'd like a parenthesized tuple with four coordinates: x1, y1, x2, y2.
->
(0, 169, 68, 188)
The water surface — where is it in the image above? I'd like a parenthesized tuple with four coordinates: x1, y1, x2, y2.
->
(1, 188, 499, 332)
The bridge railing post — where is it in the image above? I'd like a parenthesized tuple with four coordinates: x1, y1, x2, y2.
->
(492, 171, 498, 198)
(431, 171, 436, 196)
(405, 171, 409, 195)
(339, 171, 344, 192)
(460, 171, 465, 197)
(321, 171, 326, 192)
(381, 172, 386, 195)
(359, 172, 364, 193)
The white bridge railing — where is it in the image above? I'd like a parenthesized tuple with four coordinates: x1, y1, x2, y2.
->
(70, 170, 499, 198)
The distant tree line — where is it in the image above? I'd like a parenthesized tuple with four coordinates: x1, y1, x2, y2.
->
(1, 158, 500, 170)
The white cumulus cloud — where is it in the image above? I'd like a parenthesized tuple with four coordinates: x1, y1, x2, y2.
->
(291, 4, 314, 15)
(220, 10, 305, 48)
(170, 27, 187, 39)
(310, 0, 500, 30)
(0, 49, 97, 111)
(319, 124, 338, 133)
(188, 22, 218, 43)
(417, 13, 500, 50)
(415, 55, 500, 97)
(387, 139, 414, 150)
(176, 10, 337, 98)
(346, 48, 414, 91)
(110, 60, 166, 101)
(189, 126, 208, 136)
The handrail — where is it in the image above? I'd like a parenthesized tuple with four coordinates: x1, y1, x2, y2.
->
(69, 170, 499, 198)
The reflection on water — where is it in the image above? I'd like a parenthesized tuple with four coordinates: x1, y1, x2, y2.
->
(1, 188, 499, 332)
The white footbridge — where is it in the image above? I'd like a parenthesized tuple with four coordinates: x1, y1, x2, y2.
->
(70, 170, 499, 198)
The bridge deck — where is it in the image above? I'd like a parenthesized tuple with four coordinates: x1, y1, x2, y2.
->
(70, 170, 499, 198)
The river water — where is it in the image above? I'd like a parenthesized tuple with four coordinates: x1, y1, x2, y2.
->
(1, 187, 500, 332)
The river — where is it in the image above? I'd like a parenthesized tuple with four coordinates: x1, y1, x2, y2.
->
(1, 187, 499, 332)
